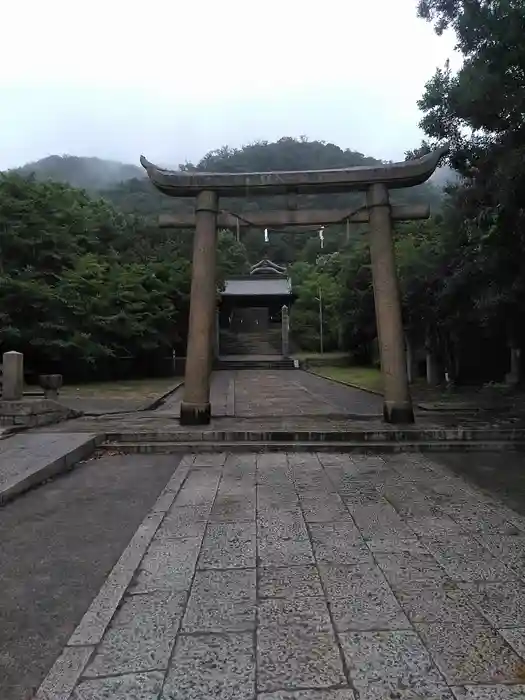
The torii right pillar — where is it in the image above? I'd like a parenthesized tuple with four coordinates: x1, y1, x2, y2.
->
(367, 183, 414, 424)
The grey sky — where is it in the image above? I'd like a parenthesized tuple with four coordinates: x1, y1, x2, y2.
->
(0, 0, 457, 171)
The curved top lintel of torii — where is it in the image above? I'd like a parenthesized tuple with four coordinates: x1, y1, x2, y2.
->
(139, 146, 449, 198)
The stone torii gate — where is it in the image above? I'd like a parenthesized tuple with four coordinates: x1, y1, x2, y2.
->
(141, 147, 448, 426)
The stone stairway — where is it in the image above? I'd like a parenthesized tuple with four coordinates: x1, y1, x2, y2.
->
(215, 356, 296, 370)
(219, 329, 283, 356)
(217, 328, 294, 369)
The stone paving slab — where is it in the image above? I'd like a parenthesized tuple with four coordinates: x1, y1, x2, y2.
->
(35, 451, 525, 699)
(0, 432, 100, 504)
(82, 590, 187, 678)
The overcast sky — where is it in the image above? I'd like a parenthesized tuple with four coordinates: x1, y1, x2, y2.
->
(0, 0, 458, 171)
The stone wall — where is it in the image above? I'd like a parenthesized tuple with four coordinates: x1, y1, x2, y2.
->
(0, 399, 81, 428)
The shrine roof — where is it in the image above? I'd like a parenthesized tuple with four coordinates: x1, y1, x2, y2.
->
(140, 147, 448, 197)
(250, 258, 287, 275)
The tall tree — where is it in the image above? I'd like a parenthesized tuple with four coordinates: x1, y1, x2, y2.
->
(0, 173, 192, 375)
(415, 0, 525, 379)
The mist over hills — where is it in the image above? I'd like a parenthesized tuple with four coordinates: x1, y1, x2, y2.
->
(430, 164, 460, 188)
(12, 155, 145, 192)
(7, 141, 456, 213)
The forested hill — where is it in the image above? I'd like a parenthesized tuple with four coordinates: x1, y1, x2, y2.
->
(102, 137, 444, 217)
(99, 137, 444, 264)
(6, 137, 446, 270)
(12, 138, 444, 217)
(13, 155, 145, 192)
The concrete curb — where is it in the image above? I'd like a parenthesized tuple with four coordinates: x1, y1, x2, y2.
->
(80, 380, 184, 417)
(0, 433, 104, 506)
(34, 460, 191, 700)
(143, 379, 184, 411)
(98, 440, 525, 454)
(103, 427, 525, 442)
(100, 424, 525, 454)
(303, 367, 384, 397)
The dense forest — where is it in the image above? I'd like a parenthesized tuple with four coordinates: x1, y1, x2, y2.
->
(1, 0, 524, 384)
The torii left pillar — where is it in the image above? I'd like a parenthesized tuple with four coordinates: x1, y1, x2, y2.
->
(367, 183, 414, 423)
(180, 190, 218, 425)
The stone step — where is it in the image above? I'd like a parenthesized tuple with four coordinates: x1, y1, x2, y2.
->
(103, 427, 525, 443)
(219, 348, 282, 357)
(215, 358, 295, 370)
(219, 346, 282, 357)
(100, 440, 525, 454)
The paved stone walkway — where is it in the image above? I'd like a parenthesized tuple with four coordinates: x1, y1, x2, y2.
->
(37, 452, 525, 699)
(159, 370, 383, 418)
(37, 371, 514, 435)
(242, 370, 384, 417)
(37, 369, 385, 434)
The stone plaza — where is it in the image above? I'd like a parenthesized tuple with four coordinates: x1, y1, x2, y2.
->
(33, 449, 525, 700)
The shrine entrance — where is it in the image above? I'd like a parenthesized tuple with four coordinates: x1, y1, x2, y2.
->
(141, 147, 448, 426)
(219, 259, 295, 357)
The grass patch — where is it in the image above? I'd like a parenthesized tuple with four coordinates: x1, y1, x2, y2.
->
(311, 366, 383, 393)
(293, 351, 349, 361)
(45, 377, 182, 401)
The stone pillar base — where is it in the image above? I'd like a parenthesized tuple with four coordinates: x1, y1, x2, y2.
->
(383, 401, 415, 425)
(180, 401, 211, 426)
(505, 372, 520, 387)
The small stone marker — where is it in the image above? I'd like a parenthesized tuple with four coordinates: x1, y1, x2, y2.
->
(39, 374, 63, 400)
(281, 305, 289, 357)
(2, 351, 24, 400)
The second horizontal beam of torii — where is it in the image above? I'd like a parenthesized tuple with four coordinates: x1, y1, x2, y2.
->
(158, 204, 430, 230)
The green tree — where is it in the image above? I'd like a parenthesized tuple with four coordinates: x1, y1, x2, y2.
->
(216, 230, 250, 278)
(0, 173, 192, 376)
(412, 0, 525, 380)
(289, 256, 344, 352)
